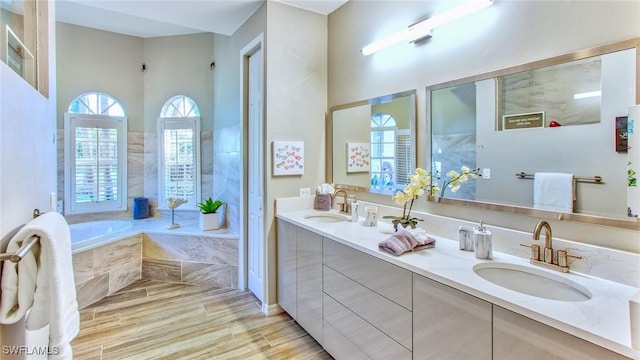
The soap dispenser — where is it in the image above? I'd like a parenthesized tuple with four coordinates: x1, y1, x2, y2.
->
(474, 221, 492, 260)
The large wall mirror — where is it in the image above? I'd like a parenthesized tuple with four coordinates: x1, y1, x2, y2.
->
(427, 38, 639, 230)
(328, 90, 416, 195)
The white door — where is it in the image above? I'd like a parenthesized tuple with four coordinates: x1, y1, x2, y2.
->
(247, 47, 264, 302)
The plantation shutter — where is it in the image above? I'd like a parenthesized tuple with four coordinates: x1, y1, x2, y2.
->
(396, 130, 411, 186)
(159, 118, 198, 208)
(68, 115, 126, 212)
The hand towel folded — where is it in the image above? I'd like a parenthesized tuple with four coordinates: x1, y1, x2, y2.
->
(0, 212, 80, 360)
(378, 228, 436, 256)
(533, 172, 575, 213)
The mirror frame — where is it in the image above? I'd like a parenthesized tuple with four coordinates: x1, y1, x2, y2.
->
(327, 89, 417, 194)
(426, 38, 640, 231)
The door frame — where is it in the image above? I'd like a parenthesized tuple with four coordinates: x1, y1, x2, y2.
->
(239, 33, 267, 311)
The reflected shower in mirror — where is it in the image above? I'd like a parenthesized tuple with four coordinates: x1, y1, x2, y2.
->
(330, 90, 416, 195)
(428, 39, 638, 223)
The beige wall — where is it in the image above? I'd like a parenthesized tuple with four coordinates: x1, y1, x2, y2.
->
(143, 33, 214, 132)
(56, 23, 144, 130)
(328, 1, 640, 252)
(264, 1, 327, 307)
(211, 1, 327, 308)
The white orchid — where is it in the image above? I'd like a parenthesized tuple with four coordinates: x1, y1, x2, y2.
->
(386, 167, 439, 231)
(442, 166, 480, 195)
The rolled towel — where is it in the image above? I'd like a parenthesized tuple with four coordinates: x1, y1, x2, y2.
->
(378, 228, 436, 256)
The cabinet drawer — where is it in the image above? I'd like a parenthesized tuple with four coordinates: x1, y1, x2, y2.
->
(324, 294, 412, 360)
(323, 238, 412, 310)
(324, 265, 412, 350)
(493, 306, 630, 360)
(413, 274, 492, 359)
(323, 320, 370, 360)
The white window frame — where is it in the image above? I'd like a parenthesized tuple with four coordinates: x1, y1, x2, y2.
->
(64, 113, 128, 213)
(157, 116, 201, 210)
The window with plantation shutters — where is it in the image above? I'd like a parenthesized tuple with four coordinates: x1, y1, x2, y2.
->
(370, 112, 398, 193)
(158, 96, 201, 209)
(395, 129, 411, 186)
(64, 93, 127, 213)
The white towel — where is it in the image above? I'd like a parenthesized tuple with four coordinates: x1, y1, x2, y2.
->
(0, 212, 80, 359)
(533, 172, 575, 213)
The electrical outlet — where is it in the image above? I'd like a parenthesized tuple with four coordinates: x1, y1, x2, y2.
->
(482, 168, 491, 179)
(299, 188, 311, 197)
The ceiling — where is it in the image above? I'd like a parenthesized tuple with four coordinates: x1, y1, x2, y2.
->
(55, 0, 348, 38)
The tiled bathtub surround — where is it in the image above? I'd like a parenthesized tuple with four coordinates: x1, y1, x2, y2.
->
(71, 218, 239, 309)
(142, 233, 238, 288)
(72, 235, 142, 309)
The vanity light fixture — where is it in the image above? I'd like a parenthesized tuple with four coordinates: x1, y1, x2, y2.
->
(361, 0, 494, 56)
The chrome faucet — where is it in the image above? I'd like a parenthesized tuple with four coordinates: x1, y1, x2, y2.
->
(333, 190, 351, 214)
(521, 220, 582, 273)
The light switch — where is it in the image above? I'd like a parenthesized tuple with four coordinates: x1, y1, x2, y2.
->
(482, 168, 491, 179)
(299, 188, 311, 197)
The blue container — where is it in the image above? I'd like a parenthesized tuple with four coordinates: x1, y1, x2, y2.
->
(133, 197, 150, 219)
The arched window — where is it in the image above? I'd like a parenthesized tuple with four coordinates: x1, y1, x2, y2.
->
(69, 93, 125, 116)
(64, 92, 127, 213)
(370, 112, 398, 192)
(158, 95, 201, 209)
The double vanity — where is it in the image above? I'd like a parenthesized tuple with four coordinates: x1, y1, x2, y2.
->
(275, 197, 639, 359)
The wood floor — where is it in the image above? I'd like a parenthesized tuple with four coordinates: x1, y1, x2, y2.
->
(71, 280, 333, 360)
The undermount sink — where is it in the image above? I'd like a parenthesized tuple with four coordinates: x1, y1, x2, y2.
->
(473, 262, 592, 302)
(303, 212, 348, 223)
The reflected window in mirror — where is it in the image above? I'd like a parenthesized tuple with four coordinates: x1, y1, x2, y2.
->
(371, 112, 408, 192)
(329, 90, 417, 196)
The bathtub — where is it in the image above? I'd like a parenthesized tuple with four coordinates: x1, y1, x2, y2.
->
(69, 220, 133, 252)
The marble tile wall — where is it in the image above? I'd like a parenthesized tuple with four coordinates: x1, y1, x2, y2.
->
(141, 233, 238, 288)
(72, 235, 142, 308)
(213, 125, 241, 234)
(58, 130, 215, 224)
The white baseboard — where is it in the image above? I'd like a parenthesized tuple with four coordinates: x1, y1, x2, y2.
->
(262, 302, 284, 316)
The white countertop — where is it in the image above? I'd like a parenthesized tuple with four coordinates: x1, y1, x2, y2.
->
(277, 208, 640, 359)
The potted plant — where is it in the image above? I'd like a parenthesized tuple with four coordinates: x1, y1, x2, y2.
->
(197, 197, 225, 230)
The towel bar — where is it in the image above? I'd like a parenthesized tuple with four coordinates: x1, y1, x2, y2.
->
(0, 235, 40, 263)
(515, 172, 603, 183)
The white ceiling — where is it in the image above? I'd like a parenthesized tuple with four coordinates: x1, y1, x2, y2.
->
(55, 0, 348, 38)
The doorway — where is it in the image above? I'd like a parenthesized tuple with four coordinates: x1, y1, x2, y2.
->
(240, 34, 265, 305)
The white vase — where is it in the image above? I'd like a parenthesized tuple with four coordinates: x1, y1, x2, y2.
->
(199, 212, 220, 230)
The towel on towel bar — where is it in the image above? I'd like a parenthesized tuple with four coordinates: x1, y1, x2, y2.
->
(533, 172, 575, 213)
(0, 212, 80, 360)
(379, 228, 435, 256)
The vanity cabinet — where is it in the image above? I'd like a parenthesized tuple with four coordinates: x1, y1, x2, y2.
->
(276, 220, 323, 342)
(413, 274, 492, 360)
(322, 239, 413, 359)
(493, 306, 630, 360)
(277, 216, 632, 359)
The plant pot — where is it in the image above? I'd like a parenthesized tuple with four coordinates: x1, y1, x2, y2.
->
(199, 212, 220, 231)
